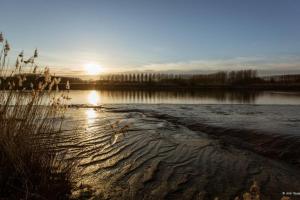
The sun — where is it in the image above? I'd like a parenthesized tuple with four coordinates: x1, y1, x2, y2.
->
(84, 63, 104, 75)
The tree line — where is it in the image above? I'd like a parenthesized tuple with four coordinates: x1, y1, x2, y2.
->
(98, 70, 260, 85)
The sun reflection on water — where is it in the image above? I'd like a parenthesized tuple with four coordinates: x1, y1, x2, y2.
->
(85, 109, 97, 124)
(86, 91, 100, 124)
(88, 90, 101, 106)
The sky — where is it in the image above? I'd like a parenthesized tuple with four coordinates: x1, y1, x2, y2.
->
(1, 0, 300, 76)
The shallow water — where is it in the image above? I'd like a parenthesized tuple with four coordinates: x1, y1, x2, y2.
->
(59, 101, 300, 199)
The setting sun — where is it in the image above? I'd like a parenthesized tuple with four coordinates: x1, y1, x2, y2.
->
(84, 63, 104, 75)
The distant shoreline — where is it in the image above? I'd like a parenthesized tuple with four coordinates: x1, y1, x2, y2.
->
(1, 71, 300, 91)
(56, 83, 300, 91)
(1, 83, 300, 91)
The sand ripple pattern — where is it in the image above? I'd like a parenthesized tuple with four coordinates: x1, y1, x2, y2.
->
(59, 106, 300, 200)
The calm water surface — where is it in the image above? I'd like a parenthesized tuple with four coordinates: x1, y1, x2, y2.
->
(67, 90, 300, 105)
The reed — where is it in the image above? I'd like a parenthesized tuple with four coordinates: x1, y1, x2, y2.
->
(0, 32, 75, 199)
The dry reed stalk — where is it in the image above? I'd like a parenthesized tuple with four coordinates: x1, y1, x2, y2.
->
(0, 32, 75, 199)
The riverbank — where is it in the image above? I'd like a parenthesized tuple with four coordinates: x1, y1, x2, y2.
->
(1, 73, 300, 91)
(60, 82, 300, 91)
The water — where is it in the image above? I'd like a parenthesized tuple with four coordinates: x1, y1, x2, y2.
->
(67, 90, 300, 105)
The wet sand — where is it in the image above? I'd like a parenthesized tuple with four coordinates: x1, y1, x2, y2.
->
(60, 104, 300, 199)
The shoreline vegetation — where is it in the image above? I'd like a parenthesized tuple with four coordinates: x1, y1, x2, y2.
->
(1, 70, 300, 91)
(0, 33, 77, 199)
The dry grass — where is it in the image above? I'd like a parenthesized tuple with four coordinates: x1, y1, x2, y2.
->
(0, 32, 75, 199)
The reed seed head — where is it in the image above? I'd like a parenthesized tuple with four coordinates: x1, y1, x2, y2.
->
(19, 50, 24, 58)
(66, 80, 70, 90)
(0, 32, 3, 43)
(34, 48, 38, 58)
(5, 40, 10, 51)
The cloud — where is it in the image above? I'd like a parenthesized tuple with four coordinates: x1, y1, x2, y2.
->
(30, 54, 300, 77)
(140, 56, 300, 73)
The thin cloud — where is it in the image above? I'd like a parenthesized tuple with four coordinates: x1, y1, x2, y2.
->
(141, 56, 300, 73)
(31, 55, 300, 77)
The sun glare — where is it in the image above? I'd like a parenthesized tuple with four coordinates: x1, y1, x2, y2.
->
(87, 90, 100, 105)
(84, 63, 103, 75)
